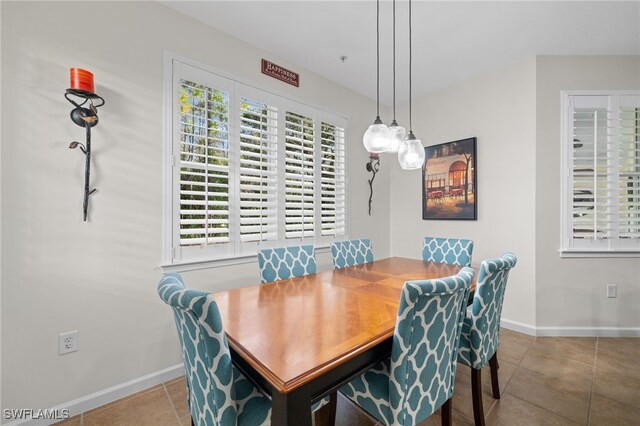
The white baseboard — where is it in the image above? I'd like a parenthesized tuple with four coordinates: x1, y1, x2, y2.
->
(501, 318, 640, 337)
(2, 363, 184, 426)
(4, 320, 639, 425)
(535, 326, 640, 337)
(500, 318, 537, 336)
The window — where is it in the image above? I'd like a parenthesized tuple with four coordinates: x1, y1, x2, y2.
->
(166, 59, 347, 266)
(561, 91, 640, 255)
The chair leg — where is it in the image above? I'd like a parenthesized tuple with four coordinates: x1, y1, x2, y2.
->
(471, 367, 486, 426)
(313, 391, 337, 426)
(441, 397, 453, 426)
(190, 416, 195, 426)
(489, 352, 501, 399)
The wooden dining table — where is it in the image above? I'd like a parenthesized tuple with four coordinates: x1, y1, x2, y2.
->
(213, 256, 477, 426)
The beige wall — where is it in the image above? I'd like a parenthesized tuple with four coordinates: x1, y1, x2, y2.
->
(0, 1, 390, 413)
(389, 58, 538, 329)
(535, 56, 640, 331)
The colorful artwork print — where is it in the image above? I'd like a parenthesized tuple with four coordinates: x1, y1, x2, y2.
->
(422, 137, 477, 220)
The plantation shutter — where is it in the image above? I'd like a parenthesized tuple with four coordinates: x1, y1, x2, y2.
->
(319, 120, 347, 239)
(284, 110, 316, 240)
(565, 92, 640, 252)
(618, 95, 640, 242)
(237, 93, 278, 245)
(168, 58, 349, 266)
(173, 63, 234, 261)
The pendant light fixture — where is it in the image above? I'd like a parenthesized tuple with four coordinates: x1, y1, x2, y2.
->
(363, 0, 391, 153)
(398, 0, 425, 170)
(387, 0, 406, 154)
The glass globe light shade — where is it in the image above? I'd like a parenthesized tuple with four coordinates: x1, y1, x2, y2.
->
(387, 121, 406, 153)
(398, 132, 425, 170)
(363, 117, 392, 153)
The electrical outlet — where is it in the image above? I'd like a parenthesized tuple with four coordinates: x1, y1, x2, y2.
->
(607, 284, 617, 298)
(58, 331, 79, 355)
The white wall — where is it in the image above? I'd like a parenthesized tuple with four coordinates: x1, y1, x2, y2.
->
(0, 1, 390, 414)
(535, 56, 640, 331)
(389, 58, 538, 329)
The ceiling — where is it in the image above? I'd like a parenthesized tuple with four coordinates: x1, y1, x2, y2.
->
(161, 1, 640, 106)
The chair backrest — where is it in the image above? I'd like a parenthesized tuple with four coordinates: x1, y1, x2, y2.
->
(330, 239, 374, 269)
(389, 268, 474, 426)
(257, 245, 317, 283)
(158, 273, 237, 426)
(459, 253, 517, 369)
(422, 237, 474, 267)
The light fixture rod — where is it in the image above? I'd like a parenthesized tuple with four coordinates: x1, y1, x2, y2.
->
(409, 0, 413, 132)
(392, 0, 396, 121)
(376, 0, 381, 118)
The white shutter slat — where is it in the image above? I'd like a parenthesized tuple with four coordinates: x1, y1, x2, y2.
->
(618, 106, 640, 239)
(285, 111, 316, 239)
(320, 121, 346, 236)
(238, 96, 278, 243)
(178, 79, 231, 248)
(570, 104, 615, 241)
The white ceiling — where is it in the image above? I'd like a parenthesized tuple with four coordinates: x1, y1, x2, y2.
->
(161, 1, 640, 106)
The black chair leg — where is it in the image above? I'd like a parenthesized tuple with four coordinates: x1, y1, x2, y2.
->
(190, 416, 195, 426)
(489, 352, 500, 399)
(441, 397, 453, 426)
(313, 391, 337, 426)
(471, 367, 486, 426)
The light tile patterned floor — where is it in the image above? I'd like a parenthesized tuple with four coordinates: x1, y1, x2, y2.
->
(55, 332, 640, 425)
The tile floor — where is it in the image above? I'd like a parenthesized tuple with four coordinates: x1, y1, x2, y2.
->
(56, 332, 640, 426)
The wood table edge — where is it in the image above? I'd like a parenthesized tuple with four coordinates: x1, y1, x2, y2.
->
(227, 329, 394, 393)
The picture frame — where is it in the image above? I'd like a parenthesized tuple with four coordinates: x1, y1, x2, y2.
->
(422, 137, 477, 220)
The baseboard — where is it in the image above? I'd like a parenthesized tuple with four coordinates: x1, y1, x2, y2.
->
(500, 318, 537, 336)
(2, 363, 184, 426)
(4, 320, 639, 425)
(500, 318, 640, 337)
(535, 326, 640, 337)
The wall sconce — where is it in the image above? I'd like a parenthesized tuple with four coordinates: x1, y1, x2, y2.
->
(365, 153, 380, 216)
(64, 68, 105, 221)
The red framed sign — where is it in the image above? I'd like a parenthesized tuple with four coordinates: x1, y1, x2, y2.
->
(261, 59, 299, 87)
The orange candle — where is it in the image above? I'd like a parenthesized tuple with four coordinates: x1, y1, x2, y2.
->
(69, 68, 94, 93)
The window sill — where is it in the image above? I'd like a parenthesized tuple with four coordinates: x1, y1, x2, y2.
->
(160, 245, 332, 273)
(559, 250, 640, 258)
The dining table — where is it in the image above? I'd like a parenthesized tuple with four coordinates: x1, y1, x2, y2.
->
(213, 256, 478, 426)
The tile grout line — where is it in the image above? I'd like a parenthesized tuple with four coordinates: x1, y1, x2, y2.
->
(484, 334, 535, 418)
(504, 364, 593, 425)
(163, 382, 183, 425)
(585, 337, 599, 426)
(526, 337, 599, 368)
(503, 392, 583, 426)
(502, 335, 597, 426)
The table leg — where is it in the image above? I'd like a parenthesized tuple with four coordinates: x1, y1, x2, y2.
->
(271, 389, 312, 426)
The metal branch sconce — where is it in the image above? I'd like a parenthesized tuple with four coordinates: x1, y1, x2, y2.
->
(365, 153, 380, 216)
(65, 68, 105, 221)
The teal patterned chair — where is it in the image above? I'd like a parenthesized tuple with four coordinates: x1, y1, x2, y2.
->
(457, 253, 517, 426)
(422, 237, 474, 267)
(257, 245, 317, 284)
(340, 268, 475, 426)
(158, 273, 329, 426)
(330, 239, 374, 269)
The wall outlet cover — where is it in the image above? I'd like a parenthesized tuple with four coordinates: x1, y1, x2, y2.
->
(607, 284, 617, 298)
(58, 330, 79, 355)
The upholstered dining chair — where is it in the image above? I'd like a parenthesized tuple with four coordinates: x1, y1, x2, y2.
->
(158, 273, 330, 426)
(457, 253, 517, 426)
(257, 245, 317, 283)
(422, 237, 474, 267)
(330, 239, 374, 269)
(340, 268, 475, 426)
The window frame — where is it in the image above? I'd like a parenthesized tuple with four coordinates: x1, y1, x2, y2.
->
(162, 52, 349, 271)
(560, 90, 640, 258)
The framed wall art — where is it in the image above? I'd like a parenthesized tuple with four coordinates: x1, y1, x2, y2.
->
(422, 137, 477, 220)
